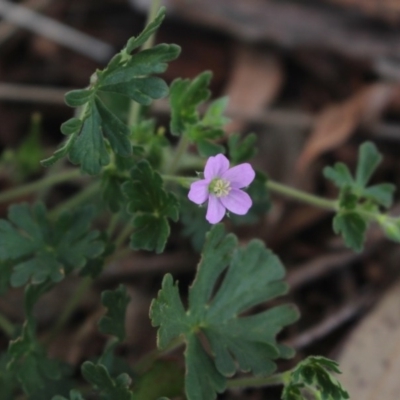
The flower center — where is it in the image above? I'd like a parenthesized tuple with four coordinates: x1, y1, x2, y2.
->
(209, 178, 231, 197)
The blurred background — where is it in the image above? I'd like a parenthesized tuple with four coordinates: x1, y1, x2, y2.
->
(2, 0, 400, 398)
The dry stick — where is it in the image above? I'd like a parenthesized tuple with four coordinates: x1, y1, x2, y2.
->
(0, 0, 114, 62)
(0, 0, 53, 46)
(1, 83, 399, 142)
(287, 293, 375, 350)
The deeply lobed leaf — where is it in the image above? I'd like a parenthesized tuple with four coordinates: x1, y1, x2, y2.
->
(0, 203, 104, 287)
(150, 225, 298, 400)
(42, 7, 180, 175)
(122, 160, 179, 253)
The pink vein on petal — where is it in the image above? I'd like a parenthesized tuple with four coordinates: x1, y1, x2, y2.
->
(206, 195, 226, 224)
(188, 180, 210, 204)
(204, 154, 230, 180)
(221, 163, 255, 188)
(220, 189, 252, 215)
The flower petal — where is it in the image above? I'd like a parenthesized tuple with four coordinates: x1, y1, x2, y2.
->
(206, 195, 226, 224)
(188, 180, 210, 205)
(221, 163, 255, 188)
(204, 154, 230, 180)
(220, 189, 252, 215)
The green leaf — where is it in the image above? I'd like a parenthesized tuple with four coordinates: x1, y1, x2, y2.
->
(95, 98, 132, 157)
(363, 183, 395, 208)
(377, 215, 400, 242)
(333, 212, 367, 252)
(355, 141, 382, 188)
(81, 361, 132, 400)
(60, 118, 83, 135)
(52, 390, 85, 400)
(287, 356, 349, 400)
(64, 89, 93, 107)
(202, 97, 230, 127)
(43, 9, 179, 175)
(122, 160, 179, 253)
(68, 101, 110, 175)
(281, 383, 304, 400)
(228, 133, 257, 164)
(150, 225, 298, 400)
(170, 71, 212, 135)
(323, 163, 353, 188)
(179, 196, 211, 252)
(0, 203, 104, 287)
(99, 285, 130, 342)
(125, 7, 167, 53)
(8, 322, 62, 395)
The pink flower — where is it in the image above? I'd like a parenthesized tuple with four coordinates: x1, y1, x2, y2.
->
(188, 154, 255, 224)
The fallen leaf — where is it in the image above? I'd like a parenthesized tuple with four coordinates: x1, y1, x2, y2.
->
(224, 46, 284, 133)
(338, 278, 400, 400)
(297, 83, 396, 173)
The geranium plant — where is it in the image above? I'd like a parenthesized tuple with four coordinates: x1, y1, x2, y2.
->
(0, 4, 399, 400)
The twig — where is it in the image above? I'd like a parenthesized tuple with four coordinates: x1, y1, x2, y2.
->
(0, 0, 114, 62)
(287, 293, 374, 349)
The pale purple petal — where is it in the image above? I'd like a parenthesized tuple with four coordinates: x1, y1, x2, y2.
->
(204, 154, 230, 180)
(188, 180, 210, 204)
(221, 163, 255, 188)
(220, 189, 252, 215)
(206, 195, 226, 224)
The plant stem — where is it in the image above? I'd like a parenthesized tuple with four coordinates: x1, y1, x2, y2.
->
(0, 312, 15, 338)
(134, 335, 185, 373)
(45, 276, 92, 345)
(49, 181, 101, 218)
(266, 180, 338, 210)
(127, 0, 161, 128)
(114, 223, 133, 249)
(167, 134, 191, 174)
(226, 372, 285, 389)
(0, 168, 82, 204)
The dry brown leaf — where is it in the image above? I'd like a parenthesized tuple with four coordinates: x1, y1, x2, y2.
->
(338, 278, 400, 400)
(224, 46, 284, 133)
(297, 83, 396, 173)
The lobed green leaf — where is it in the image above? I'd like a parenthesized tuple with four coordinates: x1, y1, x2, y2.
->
(99, 285, 130, 342)
(151, 225, 298, 400)
(122, 160, 179, 253)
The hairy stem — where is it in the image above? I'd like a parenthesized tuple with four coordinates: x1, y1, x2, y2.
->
(167, 134, 191, 175)
(266, 180, 338, 210)
(226, 372, 286, 389)
(0, 312, 15, 338)
(49, 181, 101, 218)
(45, 276, 92, 345)
(0, 168, 82, 204)
(134, 335, 185, 373)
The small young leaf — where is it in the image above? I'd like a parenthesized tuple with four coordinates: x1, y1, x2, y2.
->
(52, 390, 85, 400)
(170, 71, 212, 135)
(323, 163, 353, 188)
(333, 212, 367, 252)
(81, 361, 132, 400)
(355, 141, 382, 188)
(286, 356, 349, 400)
(228, 133, 257, 164)
(362, 183, 395, 208)
(0, 203, 104, 287)
(151, 225, 298, 400)
(122, 160, 179, 253)
(125, 7, 167, 53)
(99, 285, 130, 342)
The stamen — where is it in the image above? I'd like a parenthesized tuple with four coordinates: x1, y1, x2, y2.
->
(209, 178, 231, 197)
